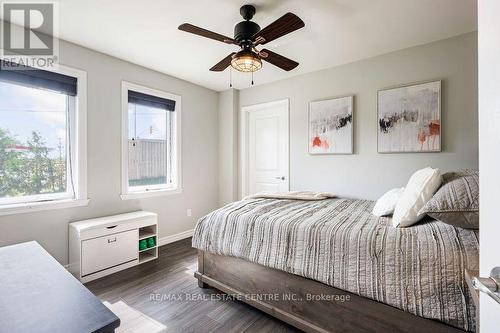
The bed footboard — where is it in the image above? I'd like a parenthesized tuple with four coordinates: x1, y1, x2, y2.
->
(196, 251, 207, 288)
(194, 250, 465, 333)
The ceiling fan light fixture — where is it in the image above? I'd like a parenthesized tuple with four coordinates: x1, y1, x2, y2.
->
(179, 5, 304, 73)
(231, 50, 262, 72)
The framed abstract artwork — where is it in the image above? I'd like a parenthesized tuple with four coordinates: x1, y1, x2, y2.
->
(308, 95, 353, 155)
(377, 80, 441, 153)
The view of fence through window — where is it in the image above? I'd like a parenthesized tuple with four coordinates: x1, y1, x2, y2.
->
(128, 102, 169, 188)
(0, 81, 70, 200)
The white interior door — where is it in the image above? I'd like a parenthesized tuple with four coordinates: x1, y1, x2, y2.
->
(479, 1, 500, 331)
(243, 99, 289, 196)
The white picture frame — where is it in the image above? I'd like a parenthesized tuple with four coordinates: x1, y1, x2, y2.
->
(308, 95, 354, 155)
(377, 80, 441, 153)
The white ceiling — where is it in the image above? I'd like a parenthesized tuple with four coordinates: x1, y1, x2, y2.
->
(24, 1, 480, 91)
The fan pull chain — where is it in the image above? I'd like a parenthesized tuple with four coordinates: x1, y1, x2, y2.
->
(229, 68, 233, 88)
(251, 71, 254, 85)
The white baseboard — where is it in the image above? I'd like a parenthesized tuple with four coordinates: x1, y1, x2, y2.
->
(158, 229, 194, 246)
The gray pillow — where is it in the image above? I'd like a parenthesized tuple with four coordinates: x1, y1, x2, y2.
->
(419, 169, 479, 229)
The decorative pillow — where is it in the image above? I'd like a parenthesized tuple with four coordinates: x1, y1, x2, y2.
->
(372, 188, 405, 217)
(393, 167, 442, 228)
(418, 169, 479, 229)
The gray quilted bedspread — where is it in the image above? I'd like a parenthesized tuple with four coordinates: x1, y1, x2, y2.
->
(192, 198, 479, 331)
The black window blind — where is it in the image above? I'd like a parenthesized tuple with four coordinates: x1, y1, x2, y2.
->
(128, 90, 176, 111)
(0, 61, 77, 96)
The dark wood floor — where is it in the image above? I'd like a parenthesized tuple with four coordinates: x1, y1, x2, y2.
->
(86, 238, 301, 333)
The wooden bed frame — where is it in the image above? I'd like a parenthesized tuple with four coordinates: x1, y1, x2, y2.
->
(195, 250, 466, 333)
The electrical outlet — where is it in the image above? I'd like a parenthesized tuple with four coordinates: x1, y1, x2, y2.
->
(187, 209, 192, 217)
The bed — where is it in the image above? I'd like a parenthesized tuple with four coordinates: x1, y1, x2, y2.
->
(192, 197, 479, 332)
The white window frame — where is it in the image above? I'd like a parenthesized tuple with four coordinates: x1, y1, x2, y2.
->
(120, 81, 182, 200)
(0, 62, 88, 215)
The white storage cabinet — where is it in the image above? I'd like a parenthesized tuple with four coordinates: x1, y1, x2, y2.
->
(69, 211, 158, 283)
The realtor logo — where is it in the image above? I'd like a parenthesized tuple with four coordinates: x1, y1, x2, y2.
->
(1, 1, 59, 68)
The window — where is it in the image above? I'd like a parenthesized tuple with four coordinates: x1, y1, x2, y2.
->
(121, 82, 181, 199)
(0, 61, 87, 213)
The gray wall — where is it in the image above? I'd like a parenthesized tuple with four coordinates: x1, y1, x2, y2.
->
(0, 39, 219, 264)
(238, 32, 478, 200)
(0, 32, 478, 264)
(218, 89, 239, 206)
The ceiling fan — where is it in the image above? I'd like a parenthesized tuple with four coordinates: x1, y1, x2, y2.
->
(178, 5, 305, 73)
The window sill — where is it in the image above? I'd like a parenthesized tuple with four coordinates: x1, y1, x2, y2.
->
(0, 198, 90, 216)
(120, 188, 182, 200)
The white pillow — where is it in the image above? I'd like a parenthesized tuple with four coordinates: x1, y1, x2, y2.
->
(393, 167, 442, 228)
(372, 188, 405, 216)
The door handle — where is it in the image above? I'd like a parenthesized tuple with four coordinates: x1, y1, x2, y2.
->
(472, 267, 500, 304)
(275, 176, 285, 180)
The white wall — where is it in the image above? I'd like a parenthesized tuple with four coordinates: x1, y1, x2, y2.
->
(478, 0, 500, 331)
(218, 89, 239, 206)
(0, 39, 219, 264)
(238, 33, 478, 200)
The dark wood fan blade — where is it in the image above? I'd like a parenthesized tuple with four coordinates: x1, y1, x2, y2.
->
(178, 23, 237, 45)
(210, 53, 236, 71)
(260, 49, 298, 71)
(252, 13, 304, 45)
